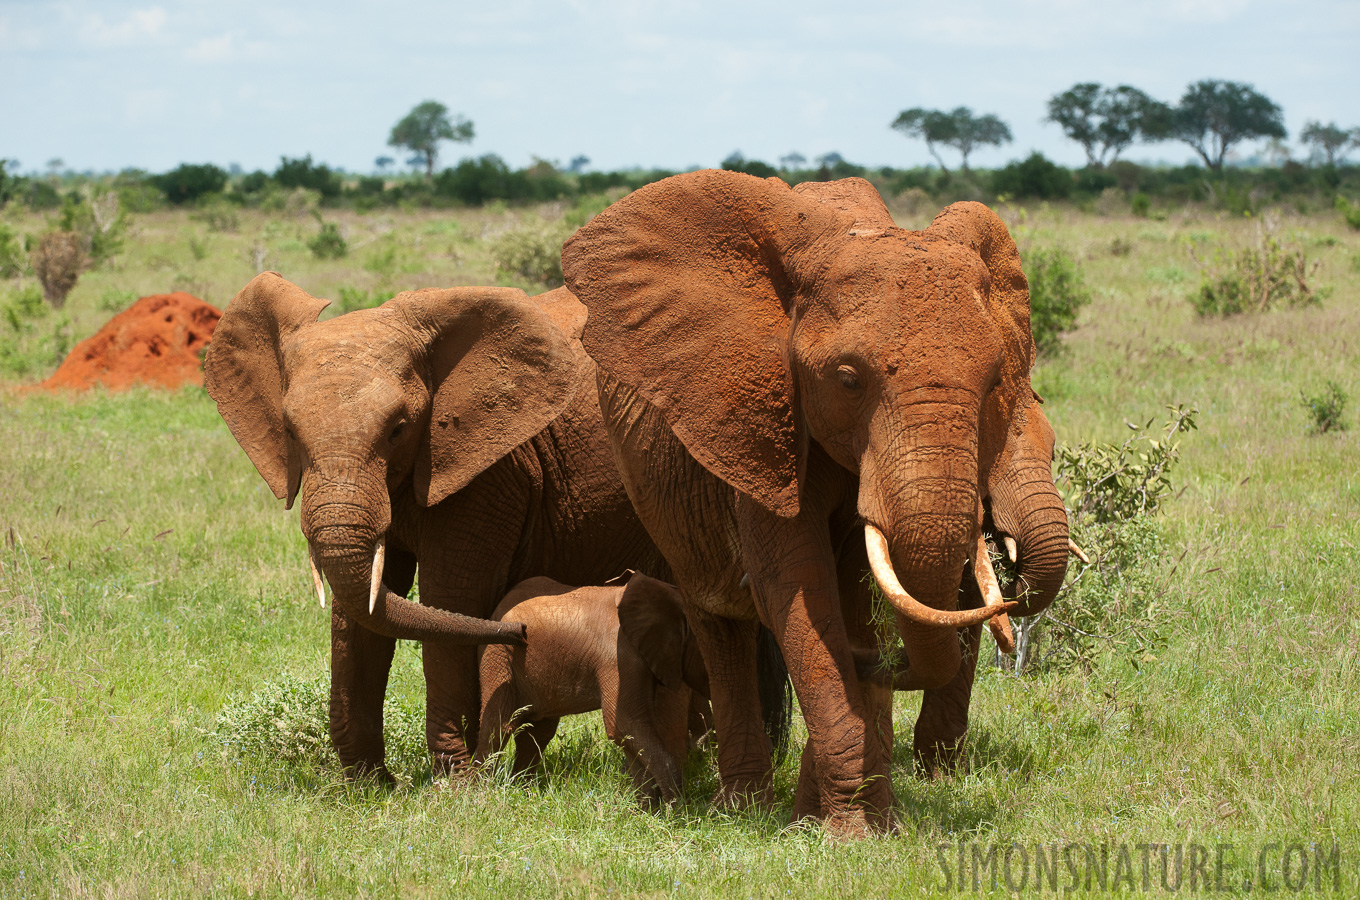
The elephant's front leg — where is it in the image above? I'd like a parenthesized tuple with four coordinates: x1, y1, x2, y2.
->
(737, 495, 893, 835)
(914, 574, 985, 777)
(328, 546, 415, 780)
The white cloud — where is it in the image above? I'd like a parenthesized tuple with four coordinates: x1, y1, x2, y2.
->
(81, 6, 167, 47)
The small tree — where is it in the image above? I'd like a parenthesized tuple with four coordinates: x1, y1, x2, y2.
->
(1300, 121, 1358, 167)
(890, 106, 1012, 172)
(779, 152, 807, 170)
(1164, 80, 1285, 171)
(1045, 83, 1169, 167)
(388, 101, 474, 180)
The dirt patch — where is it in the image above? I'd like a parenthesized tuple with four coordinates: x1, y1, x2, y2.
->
(41, 292, 222, 391)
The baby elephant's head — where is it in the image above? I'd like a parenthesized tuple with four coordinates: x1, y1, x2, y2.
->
(615, 572, 709, 698)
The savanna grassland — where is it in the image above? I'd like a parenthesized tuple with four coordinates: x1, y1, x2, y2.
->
(1, 195, 1358, 897)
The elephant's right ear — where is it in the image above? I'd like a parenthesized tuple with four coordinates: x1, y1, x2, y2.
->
(204, 273, 328, 507)
(562, 170, 853, 518)
(617, 573, 689, 692)
(388, 286, 588, 507)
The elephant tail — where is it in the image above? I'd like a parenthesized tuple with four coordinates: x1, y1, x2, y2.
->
(757, 625, 793, 765)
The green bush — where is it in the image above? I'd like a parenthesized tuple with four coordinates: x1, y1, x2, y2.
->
(307, 220, 348, 260)
(1130, 192, 1152, 217)
(191, 196, 240, 233)
(1190, 230, 1327, 316)
(22, 180, 61, 211)
(274, 155, 343, 202)
(489, 219, 570, 288)
(721, 153, 781, 180)
(1336, 196, 1360, 230)
(1024, 246, 1092, 355)
(58, 186, 129, 264)
(212, 672, 429, 780)
(0, 224, 25, 278)
(1017, 405, 1198, 674)
(0, 283, 72, 378)
(336, 287, 388, 314)
(991, 152, 1072, 200)
(151, 163, 228, 206)
(1300, 381, 1348, 433)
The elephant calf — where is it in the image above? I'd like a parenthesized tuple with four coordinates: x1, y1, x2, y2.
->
(476, 572, 710, 805)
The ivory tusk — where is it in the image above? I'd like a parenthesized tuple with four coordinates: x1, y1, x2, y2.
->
(738, 573, 750, 591)
(1068, 539, 1091, 565)
(973, 533, 1015, 655)
(369, 535, 386, 615)
(864, 523, 1016, 628)
(307, 544, 326, 609)
(1003, 535, 1017, 564)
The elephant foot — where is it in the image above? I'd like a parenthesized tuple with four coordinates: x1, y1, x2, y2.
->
(819, 805, 895, 840)
(710, 778, 773, 811)
(913, 738, 968, 779)
(341, 760, 395, 787)
(431, 750, 477, 781)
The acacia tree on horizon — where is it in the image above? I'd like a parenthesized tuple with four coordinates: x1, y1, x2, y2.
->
(388, 100, 475, 180)
(1045, 82, 1169, 167)
(1162, 80, 1286, 172)
(890, 106, 1012, 173)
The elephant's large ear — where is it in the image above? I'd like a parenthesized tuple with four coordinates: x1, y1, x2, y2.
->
(204, 272, 329, 508)
(617, 573, 689, 691)
(925, 201, 1035, 369)
(386, 286, 587, 507)
(793, 177, 896, 232)
(561, 169, 853, 517)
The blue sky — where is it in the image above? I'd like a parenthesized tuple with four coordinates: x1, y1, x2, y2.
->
(2, 0, 1357, 175)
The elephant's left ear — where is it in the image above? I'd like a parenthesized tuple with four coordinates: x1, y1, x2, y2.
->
(925, 202, 1035, 370)
(387, 286, 589, 507)
(617, 573, 689, 692)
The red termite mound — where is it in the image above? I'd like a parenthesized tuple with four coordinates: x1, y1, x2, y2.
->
(41, 292, 222, 391)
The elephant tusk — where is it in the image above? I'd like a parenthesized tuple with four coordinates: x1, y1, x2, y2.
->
(973, 533, 1016, 655)
(369, 535, 386, 615)
(738, 573, 750, 591)
(1003, 535, 1018, 564)
(307, 544, 326, 609)
(1068, 539, 1091, 565)
(864, 523, 1017, 629)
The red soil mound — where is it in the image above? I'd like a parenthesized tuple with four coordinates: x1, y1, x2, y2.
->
(41, 292, 222, 391)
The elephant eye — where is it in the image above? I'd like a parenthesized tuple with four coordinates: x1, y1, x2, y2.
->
(389, 420, 407, 444)
(837, 364, 862, 391)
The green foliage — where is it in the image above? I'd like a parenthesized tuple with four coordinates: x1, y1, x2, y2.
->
(191, 196, 241, 232)
(111, 169, 166, 213)
(98, 287, 139, 312)
(433, 155, 570, 206)
(389, 100, 475, 179)
(1300, 121, 1358, 167)
(273, 155, 343, 202)
(1300, 381, 1348, 434)
(992, 152, 1071, 200)
(1045, 82, 1168, 167)
(213, 672, 429, 780)
(151, 163, 228, 205)
(1023, 405, 1198, 673)
(335, 287, 388, 314)
(1190, 227, 1327, 316)
(306, 220, 348, 260)
(0, 159, 17, 208)
(21, 179, 61, 210)
(890, 106, 1013, 172)
(0, 283, 72, 377)
(1335, 196, 1360, 230)
(721, 152, 781, 180)
(489, 219, 569, 288)
(0, 224, 26, 278)
(1165, 80, 1287, 171)
(58, 185, 129, 264)
(1024, 245, 1092, 355)
(1129, 192, 1151, 217)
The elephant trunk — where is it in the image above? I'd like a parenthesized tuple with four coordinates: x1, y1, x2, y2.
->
(988, 429, 1070, 618)
(302, 482, 525, 646)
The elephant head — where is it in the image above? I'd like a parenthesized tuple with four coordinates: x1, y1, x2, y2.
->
(205, 273, 589, 644)
(562, 171, 1062, 686)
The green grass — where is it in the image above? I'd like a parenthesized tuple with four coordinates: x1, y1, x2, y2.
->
(2, 200, 1359, 896)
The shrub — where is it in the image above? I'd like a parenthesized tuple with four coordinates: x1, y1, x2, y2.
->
(991, 152, 1072, 200)
(1016, 405, 1198, 673)
(1130, 192, 1151, 217)
(489, 219, 570, 288)
(152, 163, 228, 205)
(191, 196, 240, 233)
(1190, 225, 1327, 316)
(1300, 381, 1348, 433)
(1024, 246, 1092, 355)
(0, 225, 25, 278)
(0, 283, 72, 377)
(274, 155, 343, 202)
(212, 671, 428, 779)
(58, 186, 129, 264)
(30, 231, 88, 306)
(307, 220, 348, 259)
(721, 152, 781, 180)
(1336, 196, 1360, 231)
(336, 287, 388, 314)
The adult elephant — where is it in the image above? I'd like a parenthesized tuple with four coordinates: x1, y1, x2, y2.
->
(205, 274, 670, 780)
(561, 171, 1069, 834)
